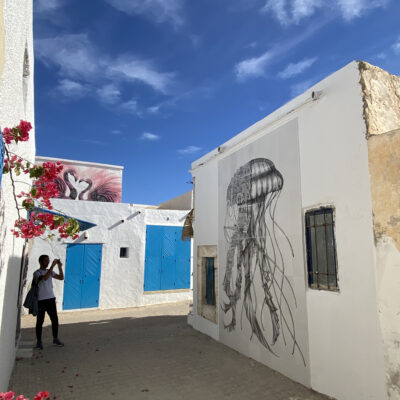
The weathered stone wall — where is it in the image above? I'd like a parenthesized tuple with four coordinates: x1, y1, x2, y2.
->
(361, 62, 400, 400)
(360, 61, 400, 137)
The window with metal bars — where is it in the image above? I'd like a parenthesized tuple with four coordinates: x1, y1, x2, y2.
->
(205, 257, 216, 305)
(305, 207, 338, 291)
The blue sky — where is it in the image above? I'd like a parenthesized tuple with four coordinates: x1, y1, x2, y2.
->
(34, 0, 400, 205)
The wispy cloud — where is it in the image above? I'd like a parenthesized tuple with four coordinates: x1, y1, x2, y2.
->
(35, 33, 175, 108)
(261, 0, 389, 25)
(96, 84, 121, 104)
(107, 56, 174, 94)
(235, 51, 274, 81)
(140, 132, 160, 141)
(111, 129, 122, 135)
(121, 99, 140, 114)
(35, 0, 63, 13)
(392, 37, 400, 55)
(177, 145, 202, 155)
(104, 0, 184, 27)
(278, 57, 317, 79)
(57, 79, 89, 98)
(234, 22, 323, 82)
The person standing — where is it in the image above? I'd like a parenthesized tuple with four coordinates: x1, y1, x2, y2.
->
(34, 254, 65, 350)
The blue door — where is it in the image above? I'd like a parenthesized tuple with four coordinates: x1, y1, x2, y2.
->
(144, 225, 191, 291)
(63, 244, 102, 310)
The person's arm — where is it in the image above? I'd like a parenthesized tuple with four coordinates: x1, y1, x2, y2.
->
(53, 260, 64, 281)
(41, 260, 58, 281)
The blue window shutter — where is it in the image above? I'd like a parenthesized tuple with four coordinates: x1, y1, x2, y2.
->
(0, 129, 4, 189)
(205, 257, 215, 305)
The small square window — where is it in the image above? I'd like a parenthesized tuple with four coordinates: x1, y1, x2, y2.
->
(120, 247, 129, 258)
(305, 207, 338, 291)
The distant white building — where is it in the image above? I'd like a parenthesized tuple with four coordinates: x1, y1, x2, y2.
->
(0, 0, 35, 391)
(189, 61, 400, 400)
(24, 157, 193, 313)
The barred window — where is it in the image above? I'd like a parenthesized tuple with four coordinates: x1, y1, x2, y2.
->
(305, 207, 338, 291)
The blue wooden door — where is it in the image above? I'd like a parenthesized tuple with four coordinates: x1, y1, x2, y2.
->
(81, 244, 102, 308)
(144, 225, 191, 291)
(63, 244, 85, 310)
(143, 226, 163, 291)
(63, 244, 102, 310)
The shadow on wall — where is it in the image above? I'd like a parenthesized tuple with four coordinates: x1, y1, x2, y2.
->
(0, 256, 23, 390)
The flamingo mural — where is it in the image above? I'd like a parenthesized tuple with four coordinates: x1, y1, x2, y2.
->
(53, 165, 122, 202)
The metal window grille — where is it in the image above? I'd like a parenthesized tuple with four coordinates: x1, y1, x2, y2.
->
(305, 207, 338, 290)
(205, 257, 216, 305)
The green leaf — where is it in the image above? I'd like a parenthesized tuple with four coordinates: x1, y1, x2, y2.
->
(22, 200, 34, 211)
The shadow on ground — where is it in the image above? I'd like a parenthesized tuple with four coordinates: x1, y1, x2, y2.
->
(10, 312, 329, 400)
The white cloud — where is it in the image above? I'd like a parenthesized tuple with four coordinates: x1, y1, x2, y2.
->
(107, 56, 174, 94)
(262, 0, 388, 25)
(235, 51, 274, 81)
(178, 145, 202, 155)
(35, 34, 174, 94)
(261, 0, 290, 25)
(104, 0, 184, 27)
(278, 57, 317, 79)
(292, 0, 322, 21)
(121, 99, 139, 114)
(57, 79, 89, 98)
(290, 79, 313, 97)
(140, 132, 160, 141)
(111, 129, 122, 135)
(147, 105, 161, 114)
(234, 23, 321, 82)
(392, 37, 400, 55)
(96, 84, 121, 104)
(35, 34, 99, 80)
(35, 0, 63, 12)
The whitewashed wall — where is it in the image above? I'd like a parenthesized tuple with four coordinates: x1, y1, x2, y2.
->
(24, 199, 192, 314)
(0, 0, 34, 391)
(190, 61, 386, 400)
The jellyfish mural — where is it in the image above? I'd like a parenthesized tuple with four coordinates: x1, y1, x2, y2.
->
(222, 157, 305, 365)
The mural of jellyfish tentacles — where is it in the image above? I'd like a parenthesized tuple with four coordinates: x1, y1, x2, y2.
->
(52, 165, 122, 202)
(222, 157, 305, 365)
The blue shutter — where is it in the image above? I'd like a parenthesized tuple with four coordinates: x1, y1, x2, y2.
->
(80, 244, 102, 308)
(144, 226, 163, 291)
(144, 225, 191, 291)
(63, 244, 85, 310)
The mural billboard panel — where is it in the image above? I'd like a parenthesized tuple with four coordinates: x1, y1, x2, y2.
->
(36, 158, 122, 202)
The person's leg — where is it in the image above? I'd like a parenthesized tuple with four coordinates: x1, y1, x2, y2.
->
(46, 298, 59, 340)
(35, 301, 46, 348)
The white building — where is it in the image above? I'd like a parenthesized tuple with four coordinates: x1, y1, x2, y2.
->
(0, 0, 35, 391)
(189, 61, 400, 400)
(24, 157, 193, 313)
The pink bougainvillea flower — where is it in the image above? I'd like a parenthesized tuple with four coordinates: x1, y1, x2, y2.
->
(37, 391, 49, 399)
(0, 392, 15, 400)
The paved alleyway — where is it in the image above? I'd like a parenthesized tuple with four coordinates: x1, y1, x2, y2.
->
(10, 301, 329, 400)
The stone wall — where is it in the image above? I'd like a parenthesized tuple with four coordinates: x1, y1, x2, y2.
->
(361, 62, 400, 399)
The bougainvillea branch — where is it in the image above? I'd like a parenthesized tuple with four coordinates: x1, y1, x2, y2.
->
(1, 121, 80, 240)
(0, 390, 50, 400)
